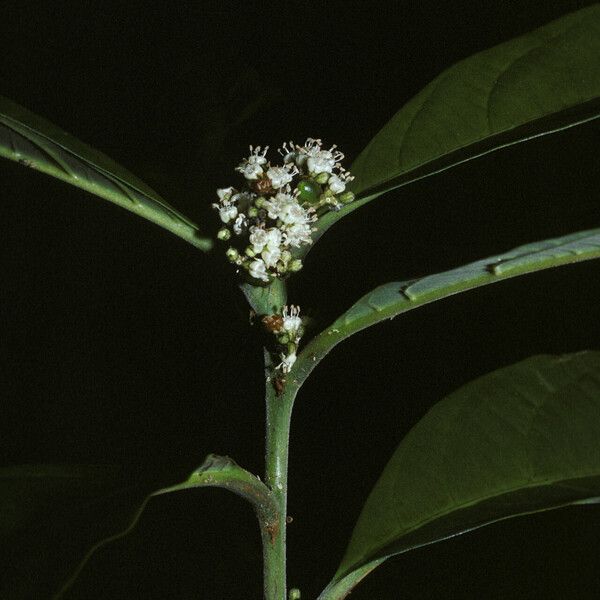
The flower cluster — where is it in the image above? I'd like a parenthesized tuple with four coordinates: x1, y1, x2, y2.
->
(213, 139, 355, 283)
(262, 305, 304, 373)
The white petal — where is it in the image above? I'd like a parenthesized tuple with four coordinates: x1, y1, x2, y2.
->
(219, 205, 238, 224)
(249, 259, 270, 282)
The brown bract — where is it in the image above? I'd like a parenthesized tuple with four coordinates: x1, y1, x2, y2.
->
(262, 314, 284, 333)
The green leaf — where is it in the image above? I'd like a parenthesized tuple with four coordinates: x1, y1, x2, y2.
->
(240, 278, 288, 316)
(319, 352, 600, 599)
(0, 95, 212, 251)
(311, 6, 600, 243)
(53, 454, 274, 599)
(296, 227, 600, 382)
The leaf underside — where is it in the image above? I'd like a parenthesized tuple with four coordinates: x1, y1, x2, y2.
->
(312, 5, 600, 242)
(298, 227, 600, 375)
(322, 352, 600, 598)
(0, 95, 212, 251)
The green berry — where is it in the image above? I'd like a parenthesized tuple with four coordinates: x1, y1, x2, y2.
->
(297, 179, 322, 205)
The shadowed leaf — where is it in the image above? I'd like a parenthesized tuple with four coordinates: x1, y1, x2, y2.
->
(297, 227, 600, 379)
(311, 6, 600, 244)
(0, 95, 212, 251)
(319, 352, 600, 599)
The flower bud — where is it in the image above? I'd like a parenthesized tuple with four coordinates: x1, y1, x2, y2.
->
(217, 228, 231, 241)
(340, 191, 355, 204)
(254, 196, 266, 208)
(289, 259, 303, 272)
(247, 206, 259, 218)
(245, 246, 256, 257)
(226, 247, 239, 262)
(314, 171, 330, 184)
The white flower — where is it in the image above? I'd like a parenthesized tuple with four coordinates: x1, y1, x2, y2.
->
(284, 222, 313, 247)
(213, 187, 237, 222)
(249, 258, 270, 282)
(264, 227, 282, 249)
(278, 351, 297, 373)
(279, 201, 307, 226)
(263, 191, 291, 220)
(236, 146, 268, 180)
(267, 165, 295, 189)
(219, 205, 238, 224)
(327, 174, 346, 194)
(238, 162, 263, 180)
(261, 246, 281, 268)
(249, 227, 282, 253)
(214, 138, 353, 280)
(307, 150, 336, 174)
(282, 305, 302, 339)
(217, 187, 235, 201)
(294, 138, 321, 169)
(249, 226, 269, 252)
(278, 141, 297, 164)
(233, 213, 247, 235)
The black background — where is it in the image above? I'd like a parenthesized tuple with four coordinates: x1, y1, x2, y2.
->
(1, 1, 600, 598)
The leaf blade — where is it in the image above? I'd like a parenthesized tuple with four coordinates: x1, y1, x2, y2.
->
(0, 95, 212, 251)
(321, 352, 600, 597)
(311, 6, 600, 242)
(297, 227, 600, 380)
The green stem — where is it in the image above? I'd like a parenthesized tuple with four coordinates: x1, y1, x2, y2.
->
(261, 372, 299, 600)
(240, 278, 294, 598)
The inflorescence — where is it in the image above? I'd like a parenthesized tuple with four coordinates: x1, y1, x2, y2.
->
(262, 304, 304, 374)
(213, 138, 355, 283)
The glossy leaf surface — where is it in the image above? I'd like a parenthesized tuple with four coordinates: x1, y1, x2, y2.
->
(312, 5, 600, 242)
(297, 228, 600, 381)
(0, 95, 212, 251)
(321, 352, 600, 598)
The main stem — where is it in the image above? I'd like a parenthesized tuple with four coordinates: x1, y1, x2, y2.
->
(262, 378, 298, 600)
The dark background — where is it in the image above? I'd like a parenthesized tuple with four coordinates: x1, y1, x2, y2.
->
(1, 1, 600, 598)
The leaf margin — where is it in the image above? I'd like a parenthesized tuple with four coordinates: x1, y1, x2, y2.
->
(317, 351, 600, 599)
(294, 227, 600, 385)
(0, 94, 213, 251)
